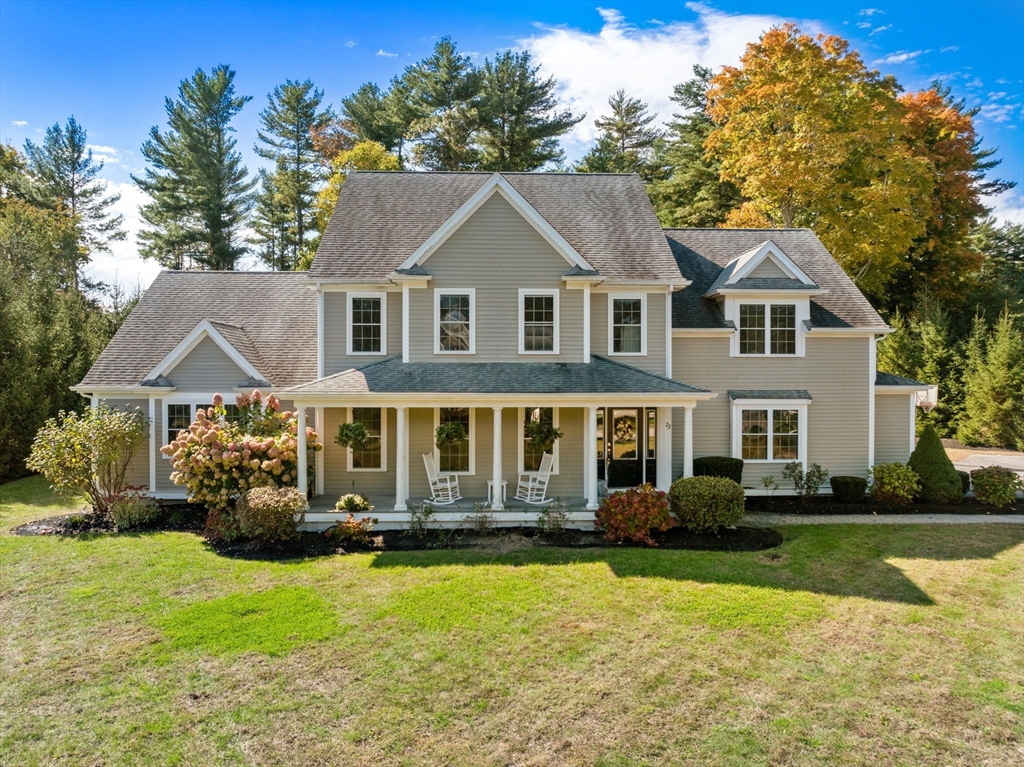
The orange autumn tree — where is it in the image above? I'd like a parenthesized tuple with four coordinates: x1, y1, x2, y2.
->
(706, 25, 933, 302)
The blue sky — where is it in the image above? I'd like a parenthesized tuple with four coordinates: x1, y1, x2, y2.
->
(1, 0, 1022, 288)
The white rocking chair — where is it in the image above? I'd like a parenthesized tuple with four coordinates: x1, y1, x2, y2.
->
(515, 452, 554, 505)
(422, 453, 462, 505)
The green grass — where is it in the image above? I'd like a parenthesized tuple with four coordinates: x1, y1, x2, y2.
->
(1, 475, 1022, 765)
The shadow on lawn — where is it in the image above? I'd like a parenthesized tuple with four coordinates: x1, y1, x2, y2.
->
(367, 524, 1024, 606)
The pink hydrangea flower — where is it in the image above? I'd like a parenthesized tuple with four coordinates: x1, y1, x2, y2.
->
(212, 393, 224, 406)
(251, 389, 263, 403)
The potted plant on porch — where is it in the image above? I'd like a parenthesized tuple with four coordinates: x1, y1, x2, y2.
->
(524, 420, 564, 453)
(335, 422, 370, 450)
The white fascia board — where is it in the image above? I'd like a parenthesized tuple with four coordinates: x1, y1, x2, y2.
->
(286, 391, 719, 407)
(145, 319, 265, 382)
(672, 328, 734, 336)
(398, 174, 595, 273)
(727, 240, 815, 285)
(71, 385, 176, 396)
(876, 385, 932, 393)
(807, 326, 894, 335)
(706, 288, 829, 299)
(731, 398, 813, 406)
(320, 282, 403, 292)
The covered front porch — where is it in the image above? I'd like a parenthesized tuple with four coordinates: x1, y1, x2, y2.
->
(283, 357, 715, 529)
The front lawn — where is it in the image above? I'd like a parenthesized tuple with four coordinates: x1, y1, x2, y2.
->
(1, 476, 1021, 765)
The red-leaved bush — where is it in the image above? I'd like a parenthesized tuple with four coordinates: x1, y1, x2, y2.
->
(595, 484, 673, 546)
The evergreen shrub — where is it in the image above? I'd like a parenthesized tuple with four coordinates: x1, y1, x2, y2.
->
(669, 476, 745, 532)
(908, 425, 962, 503)
(829, 476, 867, 503)
(692, 456, 744, 484)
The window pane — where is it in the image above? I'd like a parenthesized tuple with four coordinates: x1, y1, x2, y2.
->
(351, 297, 382, 353)
(522, 407, 553, 471)
(439, 294, 470, 351)
(741, 409, 768, 460)
(646, 409, 657, 459)
(770, 305, 796, 355)
(167, 404, 191, 445)
(222, 404, 241, 423)
(611, 410, 638, 460)
(739, 304, 765, 354)
(612, 299, 643, 353)
(438, 407, 470, 472)
(596, 409, 605, 465)
(523, 294, 555, 351)
(772, 409, 798, 461)
(742, 435, 768, 460)
(351, 407, 383, 469)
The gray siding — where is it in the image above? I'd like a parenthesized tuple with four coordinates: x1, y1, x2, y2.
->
(875, 392, 914, 465)
(153, 398, 177, 493)
(408, 194, 585, 363)
(748, 259, 789, 278)
(165, 336, 248, 391)
(671, 335, 872, 489)
(100, 398, 150, 489)
(589, 291, 667, 375)
(323, 291, 403, 375)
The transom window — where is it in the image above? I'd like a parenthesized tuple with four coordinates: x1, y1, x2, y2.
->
(437, 407, 472, 473)
(739, 303, 796, 355)
(740, 408, 800, 461)
(348, 294, 385, 355)
(520, 407, 559, 474)
(348, 407, 385, 471)
(436, 290, 474, 353)
(611, 296, 645, 355)
(520, 291, 558, 353)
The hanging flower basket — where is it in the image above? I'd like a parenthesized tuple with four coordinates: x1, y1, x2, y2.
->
(435, 422, 468, 448)
(524, 421, 564, 452)
(335, 422, 370, 450)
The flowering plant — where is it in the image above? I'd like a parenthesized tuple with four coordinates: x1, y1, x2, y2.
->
(595, 484, 673, 546)
(160, 389, 322, 510)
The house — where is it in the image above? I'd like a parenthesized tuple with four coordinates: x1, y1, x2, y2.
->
(74, 171, 929, 528)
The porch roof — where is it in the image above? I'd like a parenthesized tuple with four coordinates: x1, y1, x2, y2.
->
(280, 355, 711, 401)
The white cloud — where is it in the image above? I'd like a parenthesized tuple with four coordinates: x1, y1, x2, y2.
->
(996, 78, 1010, 84)
(978, 101, 1023, 123)
(345, 40, 357, 48)
(376, 49, 398, 58)
(10, 120, 27, 127)
(82, 181, 162, 291)
(872, 50, 928, 65)
(870, 24, 892, 35)
(940, 45, 959, 53)
(965, 77, 984, 88)
(988, 91, 1008, 100)
(856, 21, 872, 29)
(520, 4, 816, 156)
(87, 144, 121, 166)
(988, 188, 1024, 226)
(858, 8, 884, 16)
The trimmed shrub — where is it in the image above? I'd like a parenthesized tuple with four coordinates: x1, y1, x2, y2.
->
(326, 513, 376, 544)
(957, 470, 971, 496)
(692, 456, 744, 484)
(830, 476, 867, 503)
(595, 484, 673, 546)
(110, 487, 159, 529)
(970, 466, 1023, 508)
(669, 476, 745, 533)
(870, 463, 921, 505)
(335, 493, 373, 513)
(907, 425, 962, 504)
(235, 486, 307, 542)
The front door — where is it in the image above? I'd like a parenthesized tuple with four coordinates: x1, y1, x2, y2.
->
(607, 408, 643, 488)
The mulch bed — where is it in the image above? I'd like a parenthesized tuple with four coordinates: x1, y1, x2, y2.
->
(745, 495, 1023, 515)
(10, 503, 206, 537)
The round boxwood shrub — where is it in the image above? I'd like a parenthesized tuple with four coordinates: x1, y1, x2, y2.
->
(829, 475, 867, 503)
(907, 425, 962, 504)
(691, 456, 744, 485)
(235, 486, 307, 542)
(668, 476, 745, 533)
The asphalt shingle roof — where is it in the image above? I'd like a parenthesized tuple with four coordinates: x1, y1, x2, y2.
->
(876, 372, 929, 387)
(310, 171, 683, 283)
(78, 271, 317, 388)
(666, 229, 888, 330)
(280, 355, 707, 396)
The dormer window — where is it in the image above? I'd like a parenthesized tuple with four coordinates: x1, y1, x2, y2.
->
(738, 303, 796, 355)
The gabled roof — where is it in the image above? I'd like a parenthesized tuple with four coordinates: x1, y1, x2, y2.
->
(876, 371, 930, 388)
(704, 239, 818, 296)
(78, 271, 317, 389)
(310, 172, 683, 284)
(280, 355, 709, 397)
(665, 228, 889, 330)
(143, 319, 267, 384)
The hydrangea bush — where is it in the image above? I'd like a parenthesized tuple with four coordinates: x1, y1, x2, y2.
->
(160, 390, 322, 511)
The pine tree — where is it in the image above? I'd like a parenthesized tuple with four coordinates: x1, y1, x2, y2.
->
(576, 89, 659, 179)
(254, 79, 330, 267)
(23, 116, 125, 273)
(648, 65, 742, 227)
(907, 424, 962, 503)
(134, 65, 255, 270)
(249, 168, 293, 271)
(959, 309, 1024, 449)
(916, 298, 959, 434)
(876, 310, 923, 380)
(404, 37, 482, 170)
(476, 50, 582, 171)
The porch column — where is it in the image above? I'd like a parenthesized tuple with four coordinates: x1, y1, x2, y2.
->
(683, 403, 695, 478)
(586, 405, 599, 510)
(492, 407, 503, 510)
(314, 407, 325, 496)
(395, 406, 408, 511)
(297, 406, 308, 497)
(656, 407, 672, 492)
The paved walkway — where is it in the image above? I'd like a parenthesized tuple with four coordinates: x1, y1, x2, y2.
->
(744, 512, 1024, 526)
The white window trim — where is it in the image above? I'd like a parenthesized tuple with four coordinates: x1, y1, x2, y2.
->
(433, 407, 476, 475)
(162, 394, 248, 460)
(518, 289, 560, 355)
(517, 407, 560, 475)
(728, 299, 808, 357)
(345, 407, 388, 472)
(731, 399, 809, 464)
(607, 293, 647, 356)
(434, 288, 476, 355)
(346, 291, 387, 356)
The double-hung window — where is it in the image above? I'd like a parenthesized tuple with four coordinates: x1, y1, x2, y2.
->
(435, 289, 475, 354)
(738, 303, 797, 355)
(733, 402, 805, 463)
(519, 290, 559, 354)
(435, 407, 473, 474)
(609, 295, 646, 355)
(347, 292, 386, 355)
(519, 407, 559, 474)
(347, 407, 386, 471)
(165, 401, 230, 456)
